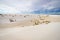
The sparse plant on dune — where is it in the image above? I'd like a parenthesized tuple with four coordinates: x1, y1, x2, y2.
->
(43, 20, 50, 24)
(39, 15, 49, 20)
(34, 20, 40, 25)
(39, 15, 50, 24)
(0, 14, 4, 17)
(9, 18, 16, 22)
(31, 15, 51, 25)
(31, 19, 40, 25)
(0, 14, 2, 15)
(9, 19, 14, 22)
(24, 15, 27, 18)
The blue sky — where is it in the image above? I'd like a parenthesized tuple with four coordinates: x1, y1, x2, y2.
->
(0, 0, 60, 14)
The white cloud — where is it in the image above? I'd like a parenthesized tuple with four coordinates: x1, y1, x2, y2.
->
(33, 0, 60, 11)
(43, 1, 60, 10)
(0, 0, 33, 14)
(0, 0, 60, 14)
(0, 4, 19, 14)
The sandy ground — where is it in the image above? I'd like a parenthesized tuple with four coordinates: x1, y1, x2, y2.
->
(0, 14, 60, 40)
(0, 22, 60, 40)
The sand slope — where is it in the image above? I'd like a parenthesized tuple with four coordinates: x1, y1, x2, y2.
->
(0, 14, 60, 40)
(0, 22, 60, 40)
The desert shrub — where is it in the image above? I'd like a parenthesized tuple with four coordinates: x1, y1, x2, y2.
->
(34, 21, 39, 25)
(24, 16, 26, 18)
(0, 14, 4, 17)
(34, 20, 40, 25)
(9, 19, 14, 22)
(43, 20, 50, 24)
(0, 14, 2, 15)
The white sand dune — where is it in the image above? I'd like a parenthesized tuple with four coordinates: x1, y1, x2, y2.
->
(0, 14, 60, 28)
(0, 14, 60, 40)
(0, 22, 60, 40)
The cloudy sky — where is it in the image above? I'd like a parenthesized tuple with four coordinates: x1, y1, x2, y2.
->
(0, 0, 60, 14)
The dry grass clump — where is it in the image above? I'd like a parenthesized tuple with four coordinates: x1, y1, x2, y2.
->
(24, 15, 28, 18)
(34, 19, 40, 25)
(31, 19, 40, 25)
(31, 15, 51, 25)
(9, 19, 14, 22)
(9, 19, 16, 22)
(43, 21, 50, 24)
(39, 15, 50, 24)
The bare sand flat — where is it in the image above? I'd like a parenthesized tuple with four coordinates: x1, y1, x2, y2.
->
(0, 22, 60, 40)
(0, 14, 60, 40)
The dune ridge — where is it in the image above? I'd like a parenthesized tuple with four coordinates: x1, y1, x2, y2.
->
(0, 14, 60, 28)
